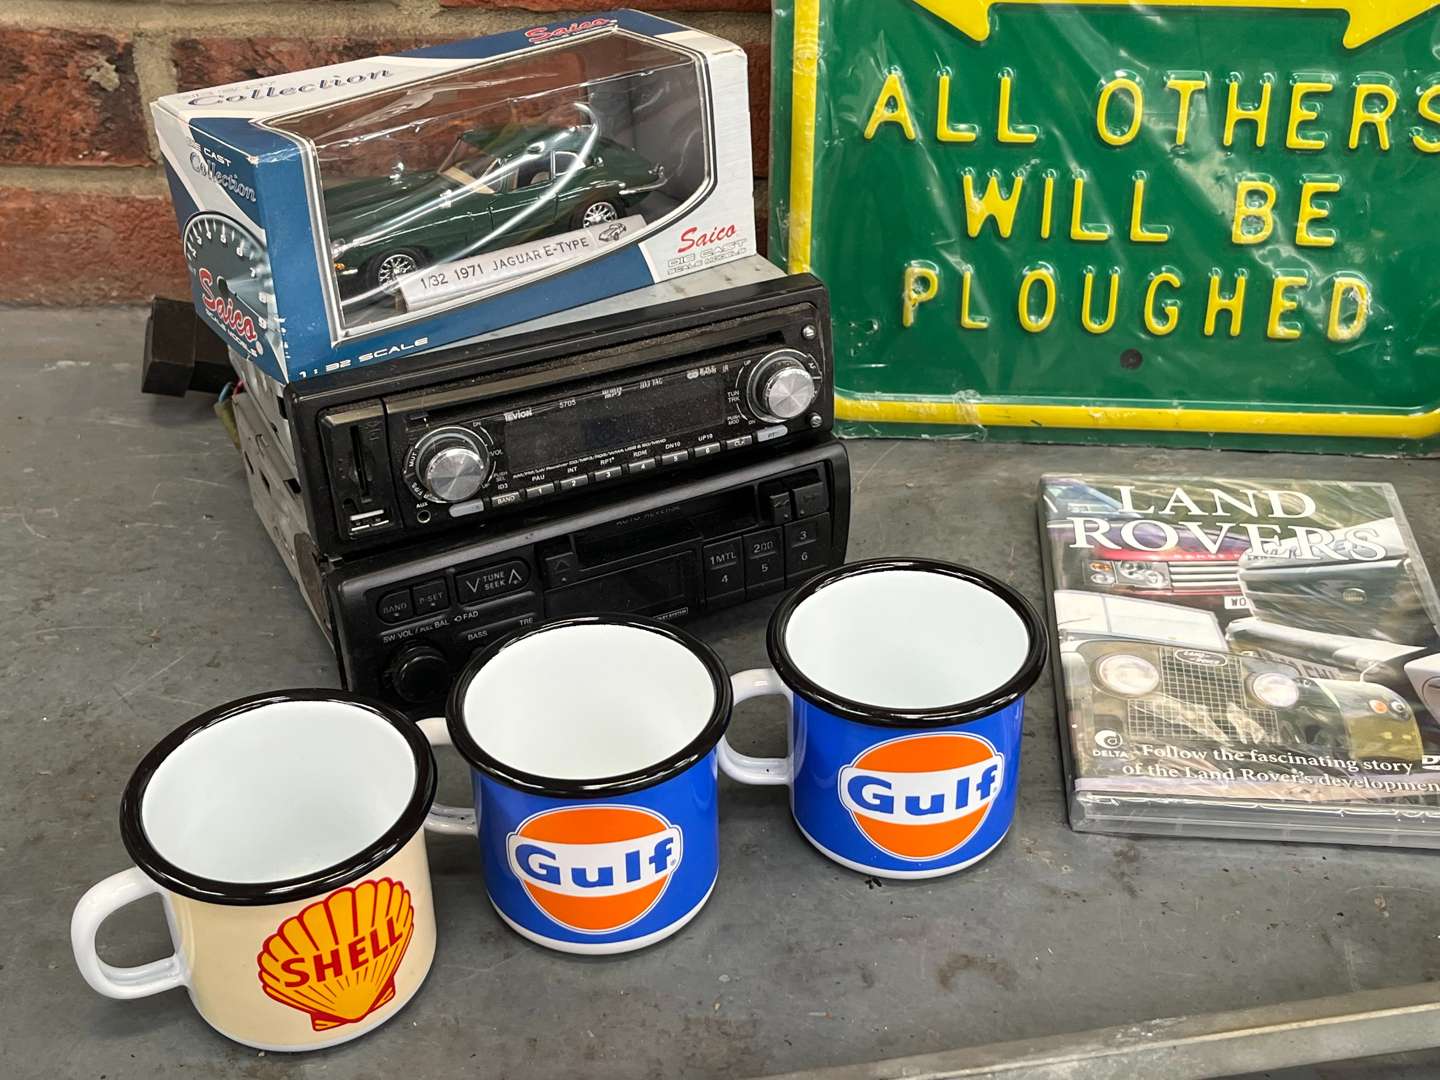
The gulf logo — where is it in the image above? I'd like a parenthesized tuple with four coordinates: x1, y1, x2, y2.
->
(838, 733, 1005, 861)
(506, 806, 683, 934)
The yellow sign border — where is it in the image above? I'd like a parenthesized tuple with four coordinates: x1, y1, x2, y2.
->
(783, 0, 1440, 440)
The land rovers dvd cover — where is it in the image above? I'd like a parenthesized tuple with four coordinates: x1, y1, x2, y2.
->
(1037, 475, 1440, 847)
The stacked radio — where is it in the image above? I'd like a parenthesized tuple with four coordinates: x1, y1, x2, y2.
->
(230, 262, 851, 713)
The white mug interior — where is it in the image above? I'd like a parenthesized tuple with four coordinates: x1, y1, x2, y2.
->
(784, 568, 1032, 711)
(462, 623, 716, 780)
(141, 700, 417, 884)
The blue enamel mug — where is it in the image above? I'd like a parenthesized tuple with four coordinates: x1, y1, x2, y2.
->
(419, 615, 732, 955)
(719, 559, 1047, 879)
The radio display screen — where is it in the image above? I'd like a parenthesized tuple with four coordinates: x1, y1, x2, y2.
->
(504, 372, 726, 474)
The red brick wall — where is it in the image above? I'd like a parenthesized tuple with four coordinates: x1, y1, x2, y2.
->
(0, 4, 772, 304)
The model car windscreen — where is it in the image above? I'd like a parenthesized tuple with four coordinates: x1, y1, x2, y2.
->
(1054, 591, 1226, 651)
(270, 31, 711, 335)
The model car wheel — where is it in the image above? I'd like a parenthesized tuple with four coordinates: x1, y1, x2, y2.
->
(576, 200, 620, 228)
(369, 249, 425, 288)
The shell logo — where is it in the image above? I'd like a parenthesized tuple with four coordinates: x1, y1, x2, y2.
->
(256, 877, 415, 1031)
(506, 805, 683, 935)
(838, 733, 1005, 861)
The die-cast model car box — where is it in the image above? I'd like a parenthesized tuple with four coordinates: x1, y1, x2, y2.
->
(151, 11, 755, 383)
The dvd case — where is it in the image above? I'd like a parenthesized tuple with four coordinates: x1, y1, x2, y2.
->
(1037, 474, 1440, 848)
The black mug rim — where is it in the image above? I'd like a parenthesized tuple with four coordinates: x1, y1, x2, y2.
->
(445, 614, 733, 798)
(766, 558, 1049, 728)
(119, 689, 437, 906)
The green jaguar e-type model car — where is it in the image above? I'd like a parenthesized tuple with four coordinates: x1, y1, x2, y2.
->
(325, 123, 666, 297)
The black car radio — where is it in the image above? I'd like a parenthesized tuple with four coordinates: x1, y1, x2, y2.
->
(286, 273, 833, 557)
(325, 437, 850, 713)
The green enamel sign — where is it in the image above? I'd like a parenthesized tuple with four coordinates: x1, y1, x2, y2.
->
(769, 1, 1440, 453)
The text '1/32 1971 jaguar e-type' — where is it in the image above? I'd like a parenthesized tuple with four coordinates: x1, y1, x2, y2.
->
(324, 123, 667, 300)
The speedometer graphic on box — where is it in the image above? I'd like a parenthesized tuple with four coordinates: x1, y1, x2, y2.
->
(182, 212, 282, 361)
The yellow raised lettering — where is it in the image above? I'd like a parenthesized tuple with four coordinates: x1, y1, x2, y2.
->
(1097, 77, 1143, 147)
(864, 71, 916, 141)
(902, 262, 938, 327)
(1232, 179, 1277, 246)
(1328, 275, 1370, 342)
(1071, 176, 1112, 243)
(1167, 75, 1208, 148)
(1129, 176, 1170, 244)
(960, 268, 990, 330)
(1082, 269, 1121, 335)
(1297, 180, 1341, 248)
(1018, 265, 1057, 333)
(1350, 82, 1398, 150)
(1040, 172, 1057, 240)
(1205, 270, 1248, 337)
(1413, 84, 1440, 153)
(1286, 79, 1333, 150)
(963, 171, 1026, 239)
(1225, 75, 1274, 148)
(1145, 270, 1183, 336)
(1267, 274, 1309, 340)
(997, 70, 1039, 144)
(936, 73, 978, 144)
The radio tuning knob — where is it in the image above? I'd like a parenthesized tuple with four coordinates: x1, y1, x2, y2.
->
(387, 644, 451, 704)
(414, 427, 491, 503)
(748, 349, 818, 423)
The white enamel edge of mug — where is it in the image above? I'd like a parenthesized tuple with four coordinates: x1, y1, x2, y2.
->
(716, 668, 794, 785)
(417, 718, 479, 836)
(72, 869, 188, 999)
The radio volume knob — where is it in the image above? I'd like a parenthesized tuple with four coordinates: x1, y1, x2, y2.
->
(748, 350, 818, 423)
(414, 427, 491, 503)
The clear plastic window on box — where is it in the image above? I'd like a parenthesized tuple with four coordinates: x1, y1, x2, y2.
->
(267, 31, 712, 331)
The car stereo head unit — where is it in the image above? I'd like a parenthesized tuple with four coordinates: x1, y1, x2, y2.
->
(286, 272, 833, 558)
(326, 436, 850, 714)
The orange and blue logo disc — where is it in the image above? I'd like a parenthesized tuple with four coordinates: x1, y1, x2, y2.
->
(838, 732, 1005, 861)
(506, 805, 684, 934)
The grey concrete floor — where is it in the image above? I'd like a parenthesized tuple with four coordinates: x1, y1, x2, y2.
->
(2, 305, 1439, 1080)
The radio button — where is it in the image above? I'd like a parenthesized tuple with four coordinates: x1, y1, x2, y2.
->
(765, 491, 794, 525)
(412, 578, 449, 616)
(724, 435, 754, 451)
(744, 528, 785, 595)
(692, 442, 721, 459)
(526, 482, 556, 499)
(543, 550, 580, 585)
(491, 491, 523, 508)
(626, 458, 657, 475)
(756, 425, 788, 443)
(456, 559, 531, 604)
(661, 450, 689, 466)
(377, 588, 414, 624)
(702, 538, 744, 601)
(558, 475, 589, 492)
(792, 480, 829, 518)
(786, 514, 831, 580)
(450, 498, 486, 518)
(593, 466, 623, 482)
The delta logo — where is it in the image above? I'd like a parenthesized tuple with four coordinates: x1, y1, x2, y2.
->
(506, 805, 682, 934)
(839, 733, 1005, 862)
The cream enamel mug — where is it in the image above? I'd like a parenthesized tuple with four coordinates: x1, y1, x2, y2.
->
(70, 691, 439, 1051)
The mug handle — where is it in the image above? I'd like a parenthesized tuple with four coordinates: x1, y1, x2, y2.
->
(718, 668, 793, 786)
(71, 868, 187, 999)
(417, 717, 479, 837)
